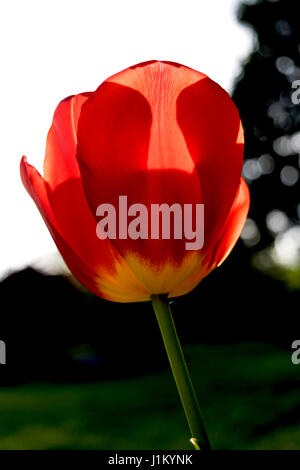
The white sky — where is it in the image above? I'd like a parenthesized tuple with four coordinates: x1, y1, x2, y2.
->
(0, 0, 253, 279)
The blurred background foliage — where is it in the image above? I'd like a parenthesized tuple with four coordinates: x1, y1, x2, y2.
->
(1, 0, 300, 450)
(232, 0, 300, 287)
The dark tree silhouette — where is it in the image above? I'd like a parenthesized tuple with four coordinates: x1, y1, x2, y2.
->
(232, 0, 300, 251)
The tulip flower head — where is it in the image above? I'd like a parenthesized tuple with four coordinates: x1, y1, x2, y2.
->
(21, 60, 249, 303)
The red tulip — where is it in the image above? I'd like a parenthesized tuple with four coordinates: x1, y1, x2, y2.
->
(20, 60, 249, 303)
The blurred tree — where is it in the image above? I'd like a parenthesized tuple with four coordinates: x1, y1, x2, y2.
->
(232, 0, 300, 252)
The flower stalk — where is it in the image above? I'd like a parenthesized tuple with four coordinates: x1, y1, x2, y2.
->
(151, 294, 211, 451)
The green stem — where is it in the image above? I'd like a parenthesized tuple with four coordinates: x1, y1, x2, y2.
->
(151, 294, 211, 451)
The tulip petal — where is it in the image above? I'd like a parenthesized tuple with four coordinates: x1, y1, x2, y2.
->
(76, 81, 152, 215)
(74, 64, 201, 272)
(40, 94, 152, 300)
(43, 93, 91, 188)
(176, 76, 244, 256)
(168, 178, 249, 298)
(212, 177, 250, 267)
(76, 62, 206, 223)
(41, 94, 111, 272)
(74, 61, 244, 294)
(20, 157, 151, 302)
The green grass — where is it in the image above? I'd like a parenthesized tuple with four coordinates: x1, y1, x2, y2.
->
(0, 342, 299, 449)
